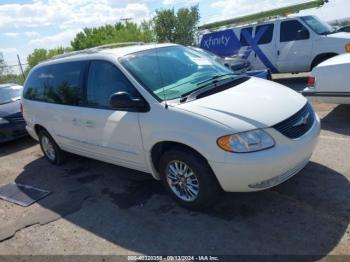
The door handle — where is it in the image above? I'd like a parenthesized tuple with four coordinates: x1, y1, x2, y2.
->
(277, 50, 280, 56)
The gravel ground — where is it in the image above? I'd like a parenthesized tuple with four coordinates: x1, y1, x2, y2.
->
(0, 75, 349, 257)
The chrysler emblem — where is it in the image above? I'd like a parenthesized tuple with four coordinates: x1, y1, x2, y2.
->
(293, 112, 310, 127)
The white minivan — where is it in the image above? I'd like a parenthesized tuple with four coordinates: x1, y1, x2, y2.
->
(200, 15, 350, 74)
(22, 44, 320, 209)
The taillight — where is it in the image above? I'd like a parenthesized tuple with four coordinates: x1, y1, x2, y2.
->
(20, 103, 23, 113)
(307, 76, 315, 88)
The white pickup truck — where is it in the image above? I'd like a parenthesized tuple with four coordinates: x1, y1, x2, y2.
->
(200, 15, 350, 74)
(302, 54, 350, 104)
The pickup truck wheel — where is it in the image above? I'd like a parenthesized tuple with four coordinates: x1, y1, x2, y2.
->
(159, 149, 221, 210)
(39, 130, 65, 165)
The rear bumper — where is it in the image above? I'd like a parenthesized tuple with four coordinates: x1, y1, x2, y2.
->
(302, 88, 350, 104)
(0, 122, 27, 143)
(25, 125, 39, 141)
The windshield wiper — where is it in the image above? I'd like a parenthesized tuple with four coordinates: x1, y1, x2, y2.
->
(196, 73, 235, 87)
(180, 75, 244, 103)
(180, 74, 235, 100)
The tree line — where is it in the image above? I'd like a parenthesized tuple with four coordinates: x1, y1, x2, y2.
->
(0, 5, 200, 85)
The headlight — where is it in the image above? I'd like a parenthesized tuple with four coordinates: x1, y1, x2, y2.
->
(0, 117, 9, 125)
(346, 44, 350, 53)
(217, 129, 275, 153)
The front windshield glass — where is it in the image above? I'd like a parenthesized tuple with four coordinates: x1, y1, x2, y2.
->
(192, 47, 220, 59)
(301, 16, 336, 35)
(119, 46, 236, 101)
(0, 85, 22, 105)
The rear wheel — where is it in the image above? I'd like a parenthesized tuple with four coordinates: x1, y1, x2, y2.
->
(159, 149, 222, 210)
(38, 129, 65, 165)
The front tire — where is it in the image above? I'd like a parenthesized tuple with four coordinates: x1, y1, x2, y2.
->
(38, 129, 65, 165)
(159, 149, 222, 210)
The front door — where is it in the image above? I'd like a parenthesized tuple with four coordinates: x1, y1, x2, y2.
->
(76, 60, 147, 172)
(277, 19, 313, 73)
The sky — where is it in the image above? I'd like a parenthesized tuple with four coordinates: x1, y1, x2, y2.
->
(0, 0, 350, 69)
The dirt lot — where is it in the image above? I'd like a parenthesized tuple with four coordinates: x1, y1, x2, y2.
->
(0, 76, 349, 257)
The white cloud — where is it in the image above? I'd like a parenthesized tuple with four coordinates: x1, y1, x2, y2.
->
(163, 0, 198, 6)
(0, 0, 150, 29)
(208, 0, 306, 23)
(0, 48, 17, 54)
(28, 28, 81, 48)
(24, 31, 41, 38)
(3, 31, 40, 38)
(3, 32, 19, 37)
(206, 0, 350, 24)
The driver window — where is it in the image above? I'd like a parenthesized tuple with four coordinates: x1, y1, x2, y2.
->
(280, 20, 310, 42)
(86, 60, 139, 108)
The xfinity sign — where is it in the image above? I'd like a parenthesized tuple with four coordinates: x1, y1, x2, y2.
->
(202, 36, 231, 48)
(200, 29, 241, 57)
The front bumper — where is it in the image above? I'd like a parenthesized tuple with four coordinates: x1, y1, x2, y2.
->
(208, 114, 320, 192)
(0, 122, 27, 143)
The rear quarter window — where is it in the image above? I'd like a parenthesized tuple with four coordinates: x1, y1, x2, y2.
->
(47, 61, 87, 105)
(23, 66, 51, 101)
(23, 61, 87, 106)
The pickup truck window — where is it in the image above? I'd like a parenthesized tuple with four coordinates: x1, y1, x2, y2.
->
(240, 27, 253, 46)
(256, 24, 274, 45)
(280, 20, 310, 42)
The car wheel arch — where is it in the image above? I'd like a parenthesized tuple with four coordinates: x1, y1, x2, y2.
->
(150, 141, 210, 179)
(34, 124, 48, 137)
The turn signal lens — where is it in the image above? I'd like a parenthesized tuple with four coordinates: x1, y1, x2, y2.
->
(346, 44, 350, 53)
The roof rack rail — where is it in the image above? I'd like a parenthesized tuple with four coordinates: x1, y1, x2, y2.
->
(52, 42, 145, 60)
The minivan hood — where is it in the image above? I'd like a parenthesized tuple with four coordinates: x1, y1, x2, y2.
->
(176, 77, 307, 132)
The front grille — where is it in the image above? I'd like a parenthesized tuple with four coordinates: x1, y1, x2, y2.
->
(5, 112, 25, 124)
(273, 103, 315, 139)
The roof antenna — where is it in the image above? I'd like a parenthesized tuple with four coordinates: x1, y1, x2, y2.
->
(154, 43, 168, 109)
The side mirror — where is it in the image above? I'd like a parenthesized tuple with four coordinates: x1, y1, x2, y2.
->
(109, 92, 146, 111)
(297, 29, 309, 40)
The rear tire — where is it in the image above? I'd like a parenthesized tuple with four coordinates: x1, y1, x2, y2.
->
(159, 149, 222, 210)
(38, 129, 65, 165)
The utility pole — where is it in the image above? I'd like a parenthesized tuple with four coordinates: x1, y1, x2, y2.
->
(120, 18, 132, 24)
(17, 54, 25, 81)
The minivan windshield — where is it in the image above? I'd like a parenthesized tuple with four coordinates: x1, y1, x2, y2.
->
(301, 16, 336, 35)
(119, 46, 236, 101)
(0, 85, 22, 105)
